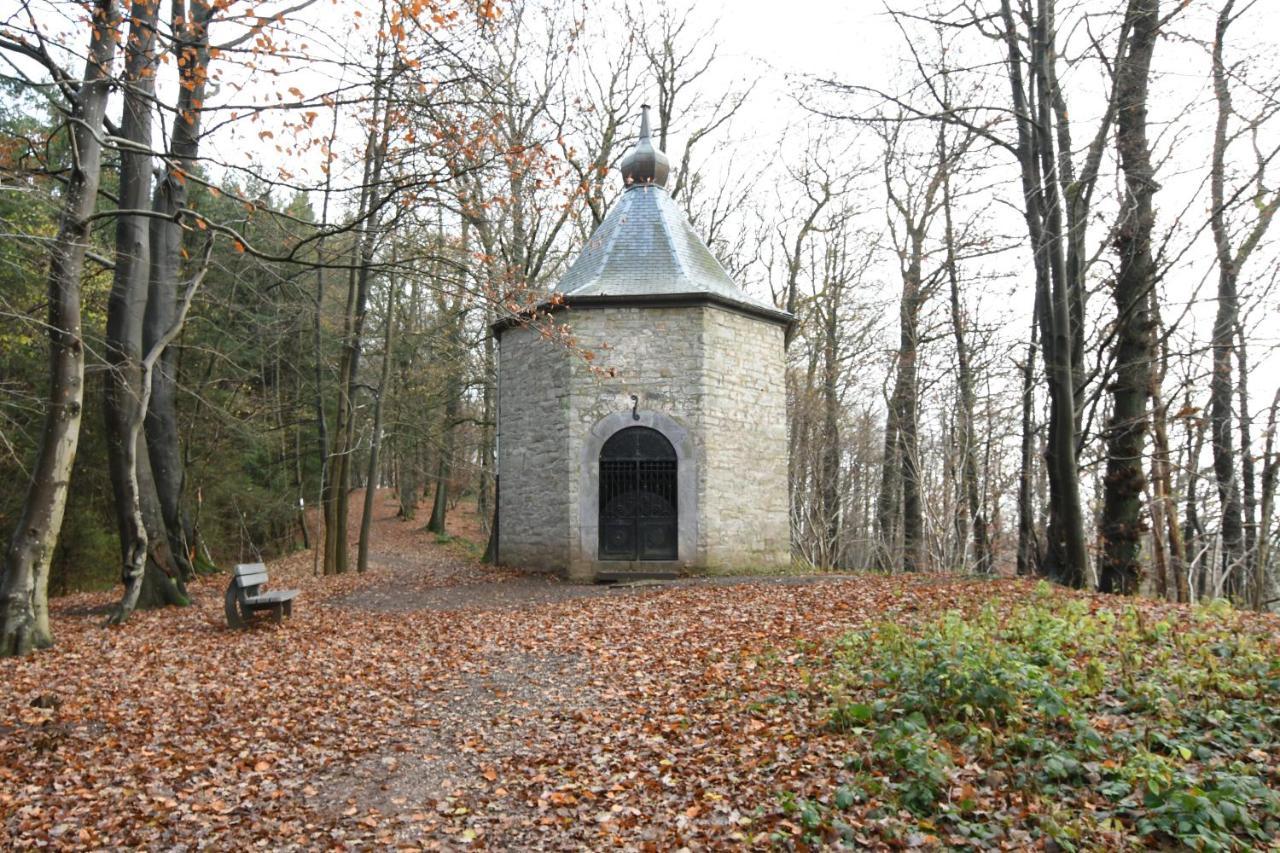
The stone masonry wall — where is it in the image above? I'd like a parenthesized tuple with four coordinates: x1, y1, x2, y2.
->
(495, 324, 570, 572)
(698, 306, 791, 569)
(565, 306, 707, 577)
(497, 303, 791, 578)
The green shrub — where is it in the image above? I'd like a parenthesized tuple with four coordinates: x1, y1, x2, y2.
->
(783, 589, 1280, 847)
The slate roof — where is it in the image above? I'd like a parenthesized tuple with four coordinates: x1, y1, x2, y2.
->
(552, 184, 789, 323)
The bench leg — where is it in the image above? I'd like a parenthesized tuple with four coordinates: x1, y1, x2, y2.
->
(284, 600, 293, 619)
(273, 604, 284, 624)
(225, 584, 247, 630)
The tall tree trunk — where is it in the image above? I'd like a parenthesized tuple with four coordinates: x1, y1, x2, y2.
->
(323, 235, 363, 574)
(1016, 320, 1039, 576)
(874, 382, 901, 572)
(818, 295, 842, 567)
(294, 371, 311, 550)
(472, 225, 498, 558)
(358, 276, 397, 572)
(312, 96, 341, 573)
(323, 42, 391, 575)
(1034, 0, 1089, 587)
(999, 0, 1088, 586)
(1255, 389, 1280, 608)
(427, 363, 462, 536)
(143, 0, 215, 586)
(1149, 328, 1187, 601)
(104, 0, 188, 620)
(1205, 0, 1280, 598)
(1184, 401, 1209, 598)
(1099, 0, 1159, 595)
(941, 131, 990, 573)
(394, 279, 420, 523)
(896, 257, 924, 573)
(427, 223, 469, 537)
(1234, 329, 1258, 603)
(0, 0, 120, 656)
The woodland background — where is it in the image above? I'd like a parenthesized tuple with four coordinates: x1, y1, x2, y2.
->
(2, 0, 1279, 654)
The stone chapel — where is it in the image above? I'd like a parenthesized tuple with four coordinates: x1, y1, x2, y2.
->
(493, 106, 791, 581)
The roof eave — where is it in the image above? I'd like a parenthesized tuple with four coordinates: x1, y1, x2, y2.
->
(491, 292, 794, 336)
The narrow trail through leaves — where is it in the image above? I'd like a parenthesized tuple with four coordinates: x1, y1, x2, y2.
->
(2, 492, 1054, 848)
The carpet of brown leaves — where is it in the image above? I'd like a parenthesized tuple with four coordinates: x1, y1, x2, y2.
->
(2, 491, 1038, 849)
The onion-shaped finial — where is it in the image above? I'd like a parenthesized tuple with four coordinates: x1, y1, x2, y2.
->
(619, 104, 670, 189)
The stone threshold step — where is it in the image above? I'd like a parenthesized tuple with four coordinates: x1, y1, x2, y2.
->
(597, 571, 682, 584)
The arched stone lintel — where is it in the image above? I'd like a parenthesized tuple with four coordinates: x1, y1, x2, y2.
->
(575, 410, 699, 576)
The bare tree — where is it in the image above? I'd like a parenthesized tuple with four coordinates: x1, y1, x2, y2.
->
(323, 20, 394, 575)
(631, 2, 751, 206)
(103, 0, 191, 619)
(1207, 0, 1280, 602)
(143, 0, 217, 583)
(358, 265, 398, 572)
(939, 124, 992, 574)
(426, 233, 468, 536)
(1099, 0, 1160, 595)
(0, 0, 121, 654)
(1148, 307, 1189, 601)
(874, 114, 974, 573)
(813, 0, 1132, 585)
(1016, 318, 1040, 576)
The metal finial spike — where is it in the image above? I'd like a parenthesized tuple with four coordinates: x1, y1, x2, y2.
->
(638, 104, 652, 141)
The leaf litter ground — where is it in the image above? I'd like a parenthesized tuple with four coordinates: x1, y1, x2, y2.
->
(3, 491, 1276, 849)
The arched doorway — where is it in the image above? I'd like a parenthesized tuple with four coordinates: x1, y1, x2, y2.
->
(598, 426, 678, 560)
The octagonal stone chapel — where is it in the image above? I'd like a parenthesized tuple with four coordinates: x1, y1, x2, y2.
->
(493, 107, 791, 581)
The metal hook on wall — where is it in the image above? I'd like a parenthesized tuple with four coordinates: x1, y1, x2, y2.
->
(630, 394, 640, 421)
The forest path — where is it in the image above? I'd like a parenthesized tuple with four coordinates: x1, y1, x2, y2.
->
(330, 489, 619, 612)
(295, 490, 906, 846)
(303, 490, 615, 839)
(333, 488, 862, 612)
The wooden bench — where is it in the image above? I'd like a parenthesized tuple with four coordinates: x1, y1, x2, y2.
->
(224, 562, 299, 628)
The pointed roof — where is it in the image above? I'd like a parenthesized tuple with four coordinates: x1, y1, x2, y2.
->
(550, 107, 790, 326)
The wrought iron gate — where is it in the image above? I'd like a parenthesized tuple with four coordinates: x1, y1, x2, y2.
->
(598, 427, 678, 561)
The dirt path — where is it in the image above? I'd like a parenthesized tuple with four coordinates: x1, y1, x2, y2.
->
(335, 490, 861, 614)
(299, 492, 906, 846)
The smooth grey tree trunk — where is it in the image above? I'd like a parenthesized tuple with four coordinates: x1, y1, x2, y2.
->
(874, 386, 901, 572)
(143, 0, 215, 584)
(819, 287, 843, 567)
(427, 222, 469, 537)
(1235, 333, 1258, 598)
(312, 98, 340, 573)
(104, 0, 184, 622)
(427, 367, 462, 536)
(1016, 321, 1039, 576)
(1149, 307, 1189, 602)
(0, 0, 120, 656)
(1184, 403, 1209, 592)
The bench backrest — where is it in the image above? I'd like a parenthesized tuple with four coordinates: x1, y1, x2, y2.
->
(233, 562, 269, 594)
